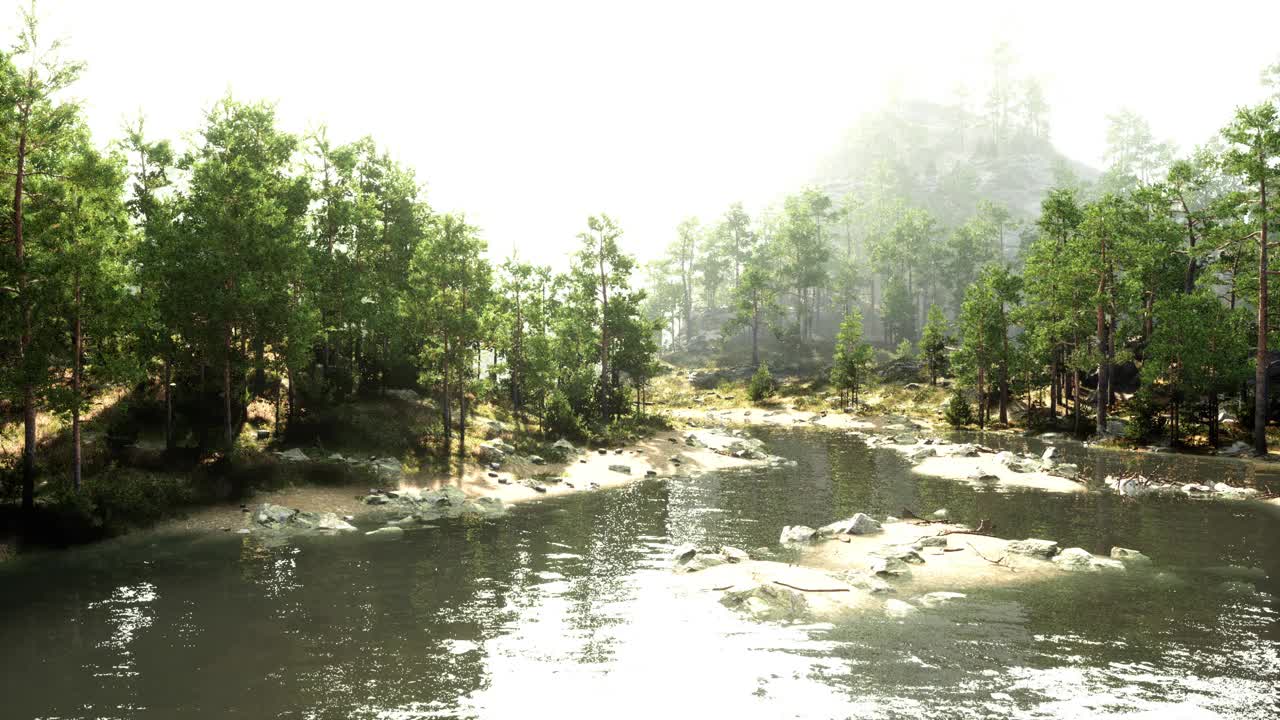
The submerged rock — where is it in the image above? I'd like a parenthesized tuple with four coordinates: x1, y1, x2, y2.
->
(916, 591, 966, 608)
(365, 526, 405, 538)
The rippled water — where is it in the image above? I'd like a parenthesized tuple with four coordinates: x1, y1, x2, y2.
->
(1, 429, 1278, 719)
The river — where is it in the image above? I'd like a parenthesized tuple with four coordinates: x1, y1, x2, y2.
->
(1, 429, 1278, 719)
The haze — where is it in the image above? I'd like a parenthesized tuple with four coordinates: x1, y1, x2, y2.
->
(18, 0, 1280, 264)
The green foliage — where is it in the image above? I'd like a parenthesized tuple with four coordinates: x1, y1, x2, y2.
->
(920, 304, 949, 384)
(748, 362, 775, 402)
(944, 391, 975, 427)
(831, 309, 875, 405)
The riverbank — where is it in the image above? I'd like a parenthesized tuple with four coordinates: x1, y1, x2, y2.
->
(155, 427, 777, 539)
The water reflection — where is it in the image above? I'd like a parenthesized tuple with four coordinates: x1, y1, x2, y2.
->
(0, 428, 1276, 719)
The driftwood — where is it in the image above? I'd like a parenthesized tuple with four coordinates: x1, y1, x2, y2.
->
(772, 580, 850, 593)
(966, 541, 1014, 571)
(711, 584, 735, 592)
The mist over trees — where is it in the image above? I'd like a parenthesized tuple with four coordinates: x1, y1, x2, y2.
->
(646, 45, 1280, 455)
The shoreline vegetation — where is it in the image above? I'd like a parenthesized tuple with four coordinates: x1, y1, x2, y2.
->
(4, 3, 1280, 567)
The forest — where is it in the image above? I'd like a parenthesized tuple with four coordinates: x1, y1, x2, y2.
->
(643, 45, 1280, 457)
(0, 9, 660, 530)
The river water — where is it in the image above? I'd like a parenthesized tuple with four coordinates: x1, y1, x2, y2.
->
(2, 430, 1278, 719)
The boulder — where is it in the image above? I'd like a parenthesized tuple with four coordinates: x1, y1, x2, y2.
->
(818, 513, 882, 537)
(683, 432, 704, 448)
(1006, 538, 1060, 559)
(385, 388, 421, 403)
(876, 546, 925, 564)
(480, 419, 510, 439)
(1042, 446, 1057, 462)
(779, 525, 819, 544)
(608, 464, 631, 475)
(1110, 547, 1152, 564)
(1052, 547, 1094, 569)
(254, 503, 297, 526)
(277, 448, 309, 462)
(893, 434, 919, 445)
(930, 508, 948, 520)
(883, 599, 918, 618)
(868, 556, 912, 577)
(914, 536, 948, 549)
(908, 447, 937, 462)
(477, 443, 507, 464)
(315, 513, 357, 532)
(720, 583, 810, 622)
(529, 455, 546, 466)
(1220, 441, 1251, 457)
(675, 553, 727, 574)
(836, 571, 894, 594)
(551, 438, 577, 457)
(671, 543, 698, 564)
(1213, 482, 1259, 498)
(720, 546, 750, 563)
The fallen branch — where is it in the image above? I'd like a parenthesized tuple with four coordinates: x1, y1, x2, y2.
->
(772, 580, 850, 593)
(967, 541, 1014, 571)
(711, 584, 735, 592)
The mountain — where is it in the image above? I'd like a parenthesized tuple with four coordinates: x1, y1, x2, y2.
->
(813, 100, 1098, 226)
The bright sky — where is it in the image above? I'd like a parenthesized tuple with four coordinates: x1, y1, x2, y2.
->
(16, 0, 1280, 267)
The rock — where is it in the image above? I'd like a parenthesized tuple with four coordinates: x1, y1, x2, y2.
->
(529, 454, 546, 465)
(779, 525, 819, 544)
(254, 503, 297, 526)
(721, 583, 810, 622)
(645, 470, 658, 477)
(235, 528, 251, 535)
(385, 388, 421, 402)
(1182, 483, 1213, 495)
(277, 448, 309, 462)
(480, 419, 510, 439)
(876, 546, 925, 564)
(916, 591, 966, 608)
(1007, 538, 1060, 559)
(930, 508, 948, 520)
(914, 535, 948, 549)
(1053, 547, 1113, 571)
(671, 543, 699, 564)
(968, 472, 1000, 483)
(327, 452, 346, 462)
(1110, 547, 1152, 564)
(676, 553, 727, 573)
(683, 432, 704, 448)
(995, 451, 1039, 473)
(893, 434, 919, 445)
(477, 442, 507, 464)
(1213, 482, 1259, 498)
(551, 438, 577, 457)
(1105, 418, 1127, 436)
(387, 515, 418, 527)
(1042, 446, 1057, 462)
(608, 464, 631, 474)
(883, 599, 918, 618)
(837, 572, 894, 594)
(818, 513, 883, 537)
(365, 526, 405, 538)
(908, 447, 937, 462)
(1219, 441, 1251, 457)
(944, 443, 981, 458)
(316, 513, 357, 532)
(721, 546, 750, 563)
(868, 555, 912, 577)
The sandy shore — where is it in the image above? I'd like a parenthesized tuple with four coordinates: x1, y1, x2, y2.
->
(160, 428, 765, 534)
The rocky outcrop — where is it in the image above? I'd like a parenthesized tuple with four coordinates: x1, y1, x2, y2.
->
(360, 486, 506, 524)
(252, 503, 357, 534)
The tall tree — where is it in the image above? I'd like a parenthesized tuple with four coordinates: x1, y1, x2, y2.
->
(1222, 103, 1280, 456)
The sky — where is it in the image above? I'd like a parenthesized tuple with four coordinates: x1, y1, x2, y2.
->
(13, 0, 1280, 267)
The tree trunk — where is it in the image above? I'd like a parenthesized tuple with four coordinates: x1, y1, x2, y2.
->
(1255, 168, 1269, 456)
(72, 273, 83, 491)
(999, 304, 1009, 425)
(14, 105, 35, 512)
(164, 356, 175, 452)
(224, 326, 235, 449)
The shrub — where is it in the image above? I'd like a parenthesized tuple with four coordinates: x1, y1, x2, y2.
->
(944, 391, 975, 427)
(543, 390, 582, 439)
(749, 363, 775, 402)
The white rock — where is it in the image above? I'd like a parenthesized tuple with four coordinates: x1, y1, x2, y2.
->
(884, 599, 918, 618)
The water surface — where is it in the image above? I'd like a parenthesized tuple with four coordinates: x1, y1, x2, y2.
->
(1, 429, 1277, 719)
